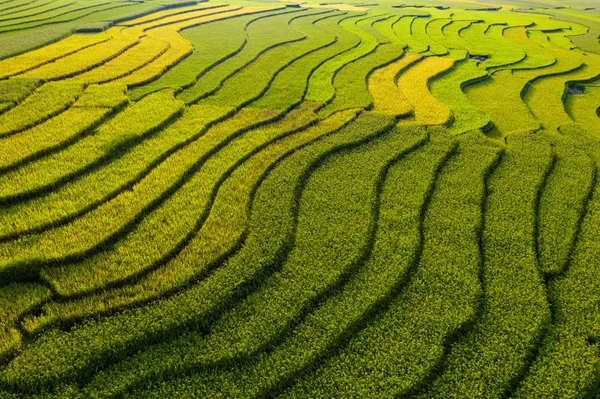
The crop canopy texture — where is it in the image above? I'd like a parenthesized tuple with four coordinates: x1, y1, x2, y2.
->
(0, 0, 599, 398)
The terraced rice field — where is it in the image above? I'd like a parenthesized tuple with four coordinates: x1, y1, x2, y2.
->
(0, 0, 599, 397)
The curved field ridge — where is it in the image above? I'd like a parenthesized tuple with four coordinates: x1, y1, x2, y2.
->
(0, 0, 599, 398)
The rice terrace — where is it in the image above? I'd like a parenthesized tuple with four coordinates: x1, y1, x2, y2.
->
(0, 0, 600, 395)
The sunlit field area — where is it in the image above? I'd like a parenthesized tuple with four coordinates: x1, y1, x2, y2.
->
(0, 0, 599, 396)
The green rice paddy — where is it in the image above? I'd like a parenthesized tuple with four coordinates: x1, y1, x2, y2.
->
(0, 0, 599, 397)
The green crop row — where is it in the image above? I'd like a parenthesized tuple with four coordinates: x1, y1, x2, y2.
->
(565, 85, 600, 137)
(125, 119, 425, 383)
(426, 18, 470, 56)
(544, 23, 589, 51)
(112, 6, 272, 89)
(0, 0, 91, 26)
(284, 132, 500, 399)
(544, 8, 600, 54)
(537, 133, 595, 277)
(194, 10, 339, 109)
(464, 35, 589, 137)
(176, 9, 307, 104)
(78, 121, 429, 399)
(0, 3, 599, 398)
(0, 0, 80, 24)
(0, 78, 38, 104)
(0, 103, 225, 243)
(0, 102, 12, 113)
(422, 132, 553, 398)
(128, 8, 292, 99)
(467, 23, 527, 70)
(70, 35, 170, 84)
(429, 56, 491, 134)
(411, 16, 449, 56)
(0, 106, 110, 172)
(497, 26, 556, 72)
(0, 89, 181, 202)
(0, 0, 153, 61)
(4, 110, 288, 287)
(28, 9, 351, 277)
(0, 10, 341, 243)
(392, 16, 429, 53)
(130, 4, 242, 32)
(15, 29, 141, 80)
(319, 42, 405, 118)
(20, 10, 369, 326)
(5, 3, 245, 84)
(511, 124, 600, 398)
(76, 127, 500, 399)
(370, 13, 398, 41)
(248, 11, 351, 111)
(0, 112, 396, 394)
(303, 13, 371, 105)
(0, 9, 337, 268)
(0, 0, 55, 19)
(41, 104, 318, 299)
(38, 9, 349, 295)
(70, 83, 127, 108)
(524, 58, 600, 132)
(370, 12, 400, 45)
(465, 69, 541, 136)
(0, 31, 111, 77)
(0, 2, 132, 34)
(24, 110, 359, 337)
(116, 3, 226, 27)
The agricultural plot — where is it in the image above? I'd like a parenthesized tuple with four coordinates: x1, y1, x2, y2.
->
(0, 0, 599, 397)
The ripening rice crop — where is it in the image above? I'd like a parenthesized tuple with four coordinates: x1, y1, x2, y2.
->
(368, 52, 421, 117)
(0, 81, 83, 138)
(13, 30, 141, 80)
(397, 55, 456, 125)
(0, 32, 111, 78)
(70, 36, 171, 84)
(1, 1, 600, 398)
